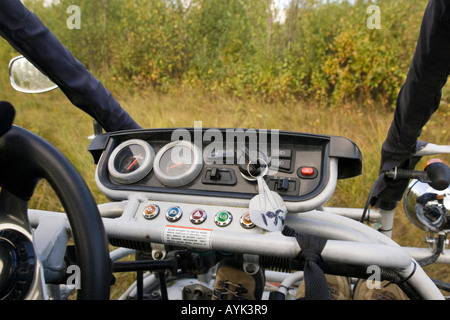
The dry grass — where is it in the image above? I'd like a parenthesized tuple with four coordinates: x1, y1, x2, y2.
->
(3, 85, 449, 298)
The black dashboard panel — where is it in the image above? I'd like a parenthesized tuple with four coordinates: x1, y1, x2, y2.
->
(89, 128, 362, 202)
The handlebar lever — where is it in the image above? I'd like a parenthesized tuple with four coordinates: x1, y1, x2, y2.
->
(385, 168, 431, 183)
(386, 160, 450, 191)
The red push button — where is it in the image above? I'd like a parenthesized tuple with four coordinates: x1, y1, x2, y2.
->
(301, 167, 314, 176)
(298, 166, 318, 179)
(190, 209, 207, 224)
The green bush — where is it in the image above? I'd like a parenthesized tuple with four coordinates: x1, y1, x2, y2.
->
(13, 0, 429, 107)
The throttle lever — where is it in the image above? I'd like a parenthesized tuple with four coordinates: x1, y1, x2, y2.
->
(385, 159, 450, 191)
(385, 167, 431, 183)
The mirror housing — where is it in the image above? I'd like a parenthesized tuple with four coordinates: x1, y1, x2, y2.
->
(9, 56, 57, 94)
(404, 179, 449, 233)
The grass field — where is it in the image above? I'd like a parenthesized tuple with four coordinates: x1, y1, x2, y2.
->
(2, 79, 449, 298)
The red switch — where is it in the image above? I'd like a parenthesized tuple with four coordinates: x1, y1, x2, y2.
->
(298, 166, 317, 178)
(301, 167, 315, 176)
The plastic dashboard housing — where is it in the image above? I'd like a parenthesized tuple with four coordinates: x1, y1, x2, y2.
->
(89, 128, 362, 212)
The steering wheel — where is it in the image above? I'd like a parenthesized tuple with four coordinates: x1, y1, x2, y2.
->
(0, 124, 110, 300)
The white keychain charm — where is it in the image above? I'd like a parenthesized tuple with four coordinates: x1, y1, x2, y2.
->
(249, 175, 287, 232)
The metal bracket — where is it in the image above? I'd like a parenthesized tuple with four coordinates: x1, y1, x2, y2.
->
(243, 254, 260, 275)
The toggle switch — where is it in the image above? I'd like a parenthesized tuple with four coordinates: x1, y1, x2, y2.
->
(277, 178, 290, 191)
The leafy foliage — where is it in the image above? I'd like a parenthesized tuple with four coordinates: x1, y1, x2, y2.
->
(19, 0, 429, 107)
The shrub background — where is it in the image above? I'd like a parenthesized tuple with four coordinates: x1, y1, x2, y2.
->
(7, 0, 434, 108)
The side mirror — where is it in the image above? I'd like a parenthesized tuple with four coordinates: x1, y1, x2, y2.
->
(9, 56, 58, 93)
(404, 179, 449, 233)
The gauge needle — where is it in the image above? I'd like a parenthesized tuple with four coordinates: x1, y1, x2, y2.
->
(127, 154, 142, 171)
(167, 162, 184, 170)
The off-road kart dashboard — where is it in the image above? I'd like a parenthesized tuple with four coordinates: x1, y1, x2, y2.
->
(90, 128, 361, 211)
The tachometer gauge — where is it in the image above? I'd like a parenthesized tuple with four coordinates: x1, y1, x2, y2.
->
(108, 139, 155, 184)
(154, 140, 203, 187)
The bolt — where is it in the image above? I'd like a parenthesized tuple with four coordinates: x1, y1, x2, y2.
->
(153, 250, 163, 259)
(245, 264, 256, 274)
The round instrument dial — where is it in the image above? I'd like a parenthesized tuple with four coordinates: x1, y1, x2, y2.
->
(108, 139, 154, 184)
(154, 140, 203, 187)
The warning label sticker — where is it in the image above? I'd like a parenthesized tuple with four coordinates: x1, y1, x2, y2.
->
(163, 225, 213, 249)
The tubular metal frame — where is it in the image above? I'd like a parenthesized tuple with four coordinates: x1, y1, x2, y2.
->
(29, 196, 447, 300)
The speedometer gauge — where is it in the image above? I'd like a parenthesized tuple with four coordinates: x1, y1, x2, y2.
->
(154, 140, 203, 187)
(108, 139, 155, 184)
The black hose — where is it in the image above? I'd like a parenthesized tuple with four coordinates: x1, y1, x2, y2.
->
(431, 278, 450, 293)
(322, 263, 422, 300)
(417, 233, 446, 267)
(112, 259, 176, 273)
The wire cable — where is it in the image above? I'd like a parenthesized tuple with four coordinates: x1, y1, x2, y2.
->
(360, 173, 385, 223)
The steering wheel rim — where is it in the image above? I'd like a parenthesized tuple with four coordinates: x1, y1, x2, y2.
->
(0, 125, 110, 299)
